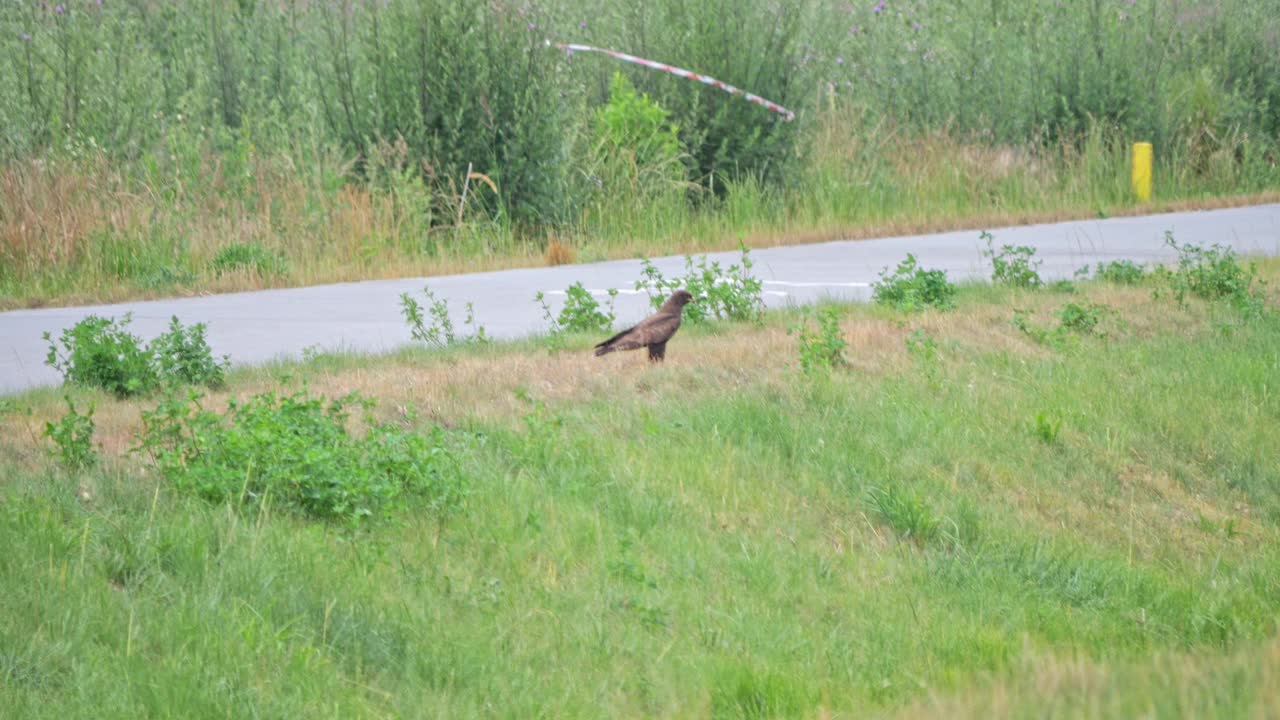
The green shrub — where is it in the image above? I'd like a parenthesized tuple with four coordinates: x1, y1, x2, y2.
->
(635, 245, 763, 323)
(211, 243, 288, 278)
(536, 283, 618, 335)
(1092, 260, 1147, 285)
(44, 315, 158, 398)
(1056, 302, 1110, 336)
(400, 286, 489, 348)
(1014, 301, 1114, 347)
(43, 397, 97, 472)
(150, 316, 230, 389)
(789, 305, 848, 374)
(44, 315, 229, 398)
(982, 231, 1043, 289)
(872, 254, 956, 311)
(1159, 233, 1266, 313)
(136, 389, 463, 525)
(592, 72, 686, 195)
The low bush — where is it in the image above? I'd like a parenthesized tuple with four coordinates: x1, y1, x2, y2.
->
(982, 231, 1043, 289)
(44, 315, 158, 397)
(635, 246, 763, 323)
(872, 254, 957, 311)
(136, 389, 463, 525)
(44, 315, 228, 398)
(1091, 260, 1147, 285)
(536, 283, 618, 335)
(43, 397, 97, 472)
(1158, 233, 1266, 313)
(789, 305, 848, 374)
(149, 316, 229, 389)
(401, 286, 489, 348)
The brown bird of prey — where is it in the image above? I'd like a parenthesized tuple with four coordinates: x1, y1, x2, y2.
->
(594, 290, 694, 362)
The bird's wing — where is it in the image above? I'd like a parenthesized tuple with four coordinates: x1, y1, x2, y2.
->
(594, 324, 641, 355)
(594, 312, 681, 356)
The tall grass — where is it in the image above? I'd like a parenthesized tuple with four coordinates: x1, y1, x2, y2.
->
(1, 0, 1278, 307)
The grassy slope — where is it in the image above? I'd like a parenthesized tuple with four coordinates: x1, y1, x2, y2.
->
(2, 269, 1279, 718)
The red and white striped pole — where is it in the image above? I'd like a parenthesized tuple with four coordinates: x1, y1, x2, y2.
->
(548, 41, 795, 122)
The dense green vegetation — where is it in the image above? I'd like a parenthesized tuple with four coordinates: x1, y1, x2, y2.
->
(2, 0, 1278, 307)
(2, 254, 1277, 717)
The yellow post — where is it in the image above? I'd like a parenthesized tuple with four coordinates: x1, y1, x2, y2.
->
(1131, 142, 1152, 202)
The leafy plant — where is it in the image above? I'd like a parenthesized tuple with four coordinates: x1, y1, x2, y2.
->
(1091, 259, 1148, 285)
(1158, 233, 1265, 313)
(43, 397, 97, 472)
(1056, 301, 1111, 336)
(44, 315, 229, 398)
(150, 316, 230, 389)
(44, 315, 158, 398)
(789, 305, 848, 374)
(136, 388, 463, 525)
(401, 286, 489, 348)
(536, 283, 618, 335)
(211, 242, 289, 278)
(1032, 411, 1062, 444)
(592, 72, 687, 196)
(1014, 302, 1114, 347)
(635, 245, 763, 324)
(982, 231, 1043, 288)
(872, 254, 957, 311)
(905, 328, 940, 366)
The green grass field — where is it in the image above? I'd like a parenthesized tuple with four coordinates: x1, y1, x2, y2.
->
(3, 263, 1278, 717)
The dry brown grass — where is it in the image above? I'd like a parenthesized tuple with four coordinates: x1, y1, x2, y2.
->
(543, 237, 577, 266)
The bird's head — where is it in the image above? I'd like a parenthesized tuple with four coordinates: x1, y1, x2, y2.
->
(671, 289, 695, 306)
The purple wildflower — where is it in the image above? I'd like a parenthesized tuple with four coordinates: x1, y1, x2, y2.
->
(54, 4, 63, 14)
(872, 1, 886, 13)
(579, 20, 586, 30)
(527, 21, 536, 30)
(849, 25, 859, 35)
(21, 32, 31, 41)
(836, 56, 844, 64)
(912, 21, 921, 30)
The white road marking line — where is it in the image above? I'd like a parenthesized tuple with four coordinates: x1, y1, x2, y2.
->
(762, 280, 873, 288)
(541, 288, 647, 297)
(543, 281, 870, 297)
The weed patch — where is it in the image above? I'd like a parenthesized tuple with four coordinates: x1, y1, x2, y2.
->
(789, 305, 848, 374)
(401, 286, 489, 348)
(43, 397, 97, 472)
(135, 389, 463, 525)
(635, 246, 763, 323)
(1157, 233, 1267, 314)
(1090, 259, 1148, 285)
(873, 254, 957, 311)
(536, 283, 618, 335)
(982, 231, 1043, 289)
(43, 314, 227, 398)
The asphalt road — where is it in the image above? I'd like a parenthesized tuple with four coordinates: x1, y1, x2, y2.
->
(3, 203, 1279, 395)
